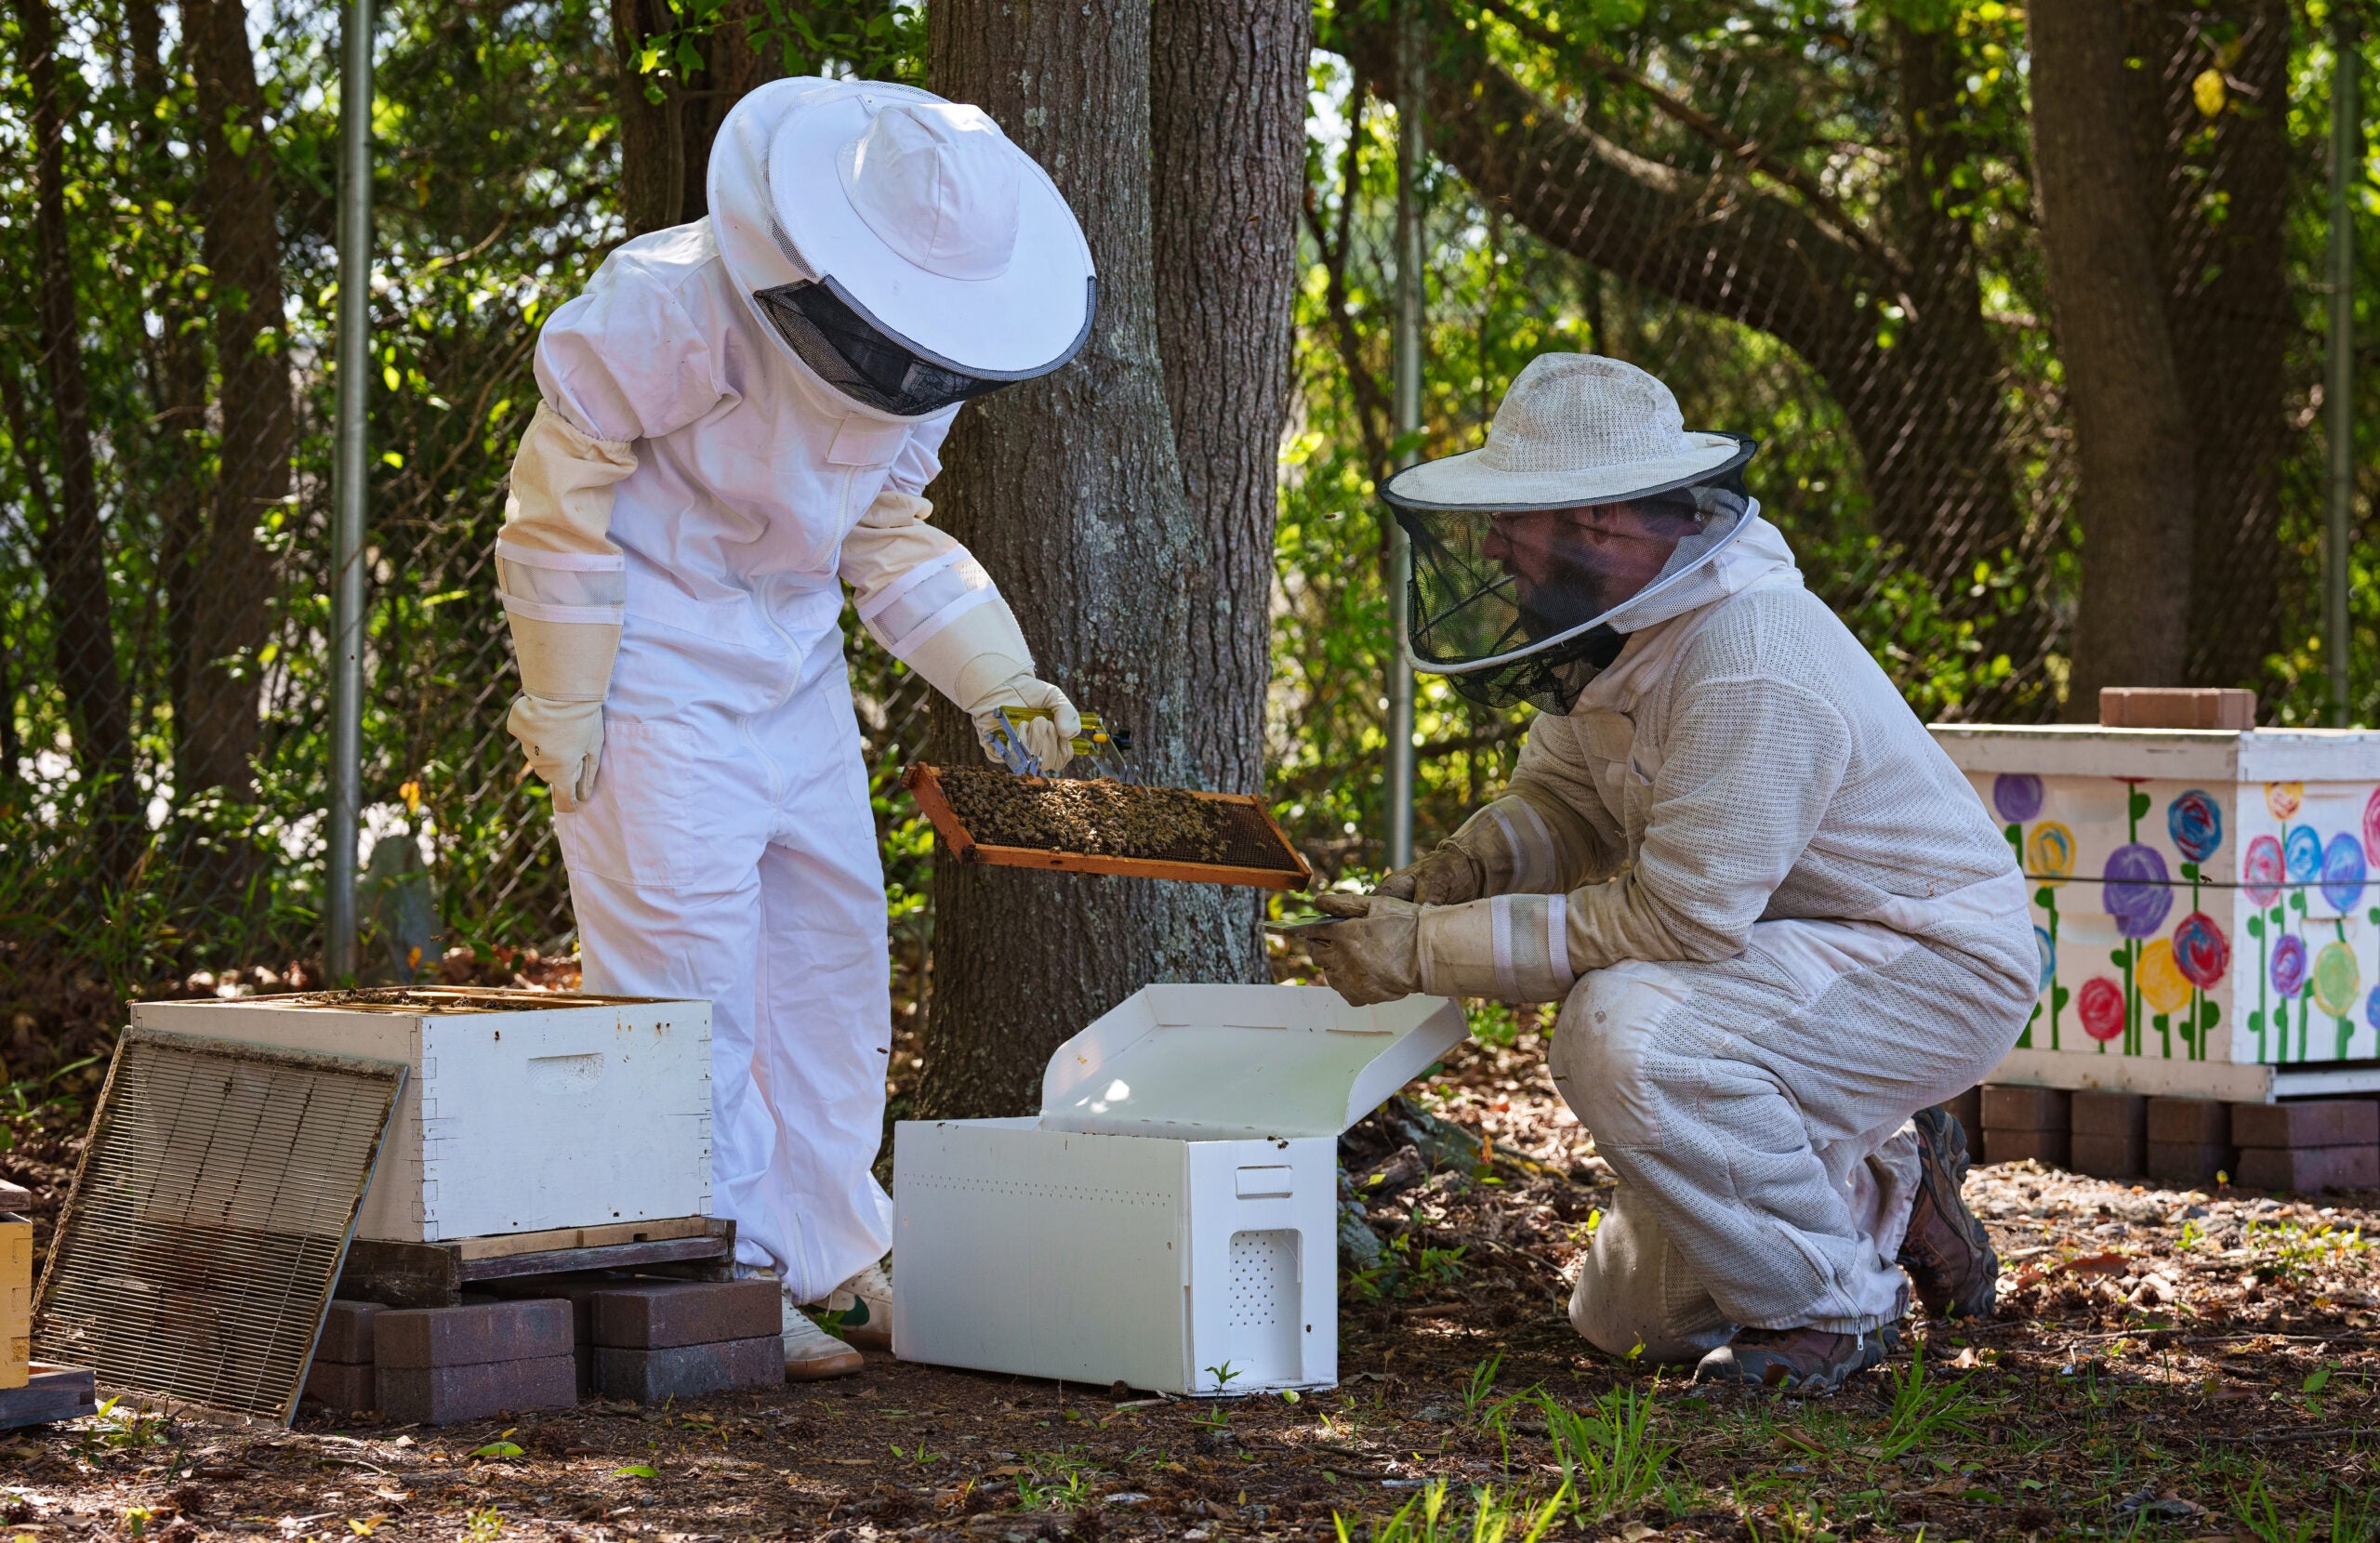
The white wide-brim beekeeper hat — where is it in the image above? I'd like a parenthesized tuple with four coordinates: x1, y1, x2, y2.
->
(1383, 353, 1753, 511)
(708, 77, 1095, 380)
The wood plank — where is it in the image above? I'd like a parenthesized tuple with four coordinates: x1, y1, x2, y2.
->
(339, 1238, 465, 1310)
(457, 1233, 734, 1284)
(452, 1215, 716, 1261)
(0, 1364, 97, 1431)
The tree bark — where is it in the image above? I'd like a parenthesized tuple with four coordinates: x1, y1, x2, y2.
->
(913, 0, 1256, 1120)
(1149, 0, 1308, 982)
(185, 0, 290, 798)
(1341, 7, 2022, 594)
(10, 0, 138, 833)
(2129, 1, 2294, 693)
(613, 0, 783, 236)
(2031, 0, 2199, 706)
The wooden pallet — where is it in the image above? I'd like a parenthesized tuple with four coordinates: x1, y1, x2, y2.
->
(337, 1216, 735, 1308)
(0, 1364, 96, 1430)
(904, 763, 1311, 890)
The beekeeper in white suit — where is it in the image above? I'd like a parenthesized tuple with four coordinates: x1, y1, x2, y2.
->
(1300, 354, 2036, 1391)
(495, 77, 1093, 1379)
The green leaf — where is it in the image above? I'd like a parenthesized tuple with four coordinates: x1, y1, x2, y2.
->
(2303, 1365, 2332, 1394)
(469, 1442, 523, 1458)
(613, 1465, 658, 1479)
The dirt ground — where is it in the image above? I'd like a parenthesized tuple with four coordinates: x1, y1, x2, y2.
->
(6, 1014, 2379, 1541)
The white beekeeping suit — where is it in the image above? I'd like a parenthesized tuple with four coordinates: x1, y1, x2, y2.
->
(1302, 355, 2034, 1386)
(493, 77, 1095, 1377)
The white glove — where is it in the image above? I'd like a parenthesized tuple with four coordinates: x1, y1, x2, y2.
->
(898, 593, 1079, 774)
(506, 613, 617, 812)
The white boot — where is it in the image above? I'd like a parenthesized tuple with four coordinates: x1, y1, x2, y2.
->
(782, 1297, 865, 1381)
(821, 1259, 892, 1352)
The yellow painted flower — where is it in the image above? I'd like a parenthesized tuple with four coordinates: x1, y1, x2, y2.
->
(2266, 781, 2303, 820)
(2026, 821, 2077, 886)
(2139, 938, 2194, 1016)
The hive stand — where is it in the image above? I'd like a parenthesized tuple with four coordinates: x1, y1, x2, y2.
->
(335, 1216, 737, 1310)
(1972, 1084, 2380, 1195)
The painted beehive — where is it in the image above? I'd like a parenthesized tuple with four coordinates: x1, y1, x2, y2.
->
(1930, 726, 2380, 1101)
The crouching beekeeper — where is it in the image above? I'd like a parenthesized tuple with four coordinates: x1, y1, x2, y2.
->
(1300, 354, 2035, 1391)
(493, 79, 1095, 1379)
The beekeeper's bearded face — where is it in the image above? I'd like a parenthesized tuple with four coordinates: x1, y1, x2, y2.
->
(1481, 500, 1697, 639)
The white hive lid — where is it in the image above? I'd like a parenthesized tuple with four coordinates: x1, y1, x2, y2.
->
(1037, 984, 1469, 1140)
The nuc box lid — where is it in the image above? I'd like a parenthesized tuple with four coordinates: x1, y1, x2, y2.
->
(1037, 984, 1468, 1141)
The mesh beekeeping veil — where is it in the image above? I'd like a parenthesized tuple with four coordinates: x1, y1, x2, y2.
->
(709, 80, 1096, 419)
(1381, 354, 1759, 713)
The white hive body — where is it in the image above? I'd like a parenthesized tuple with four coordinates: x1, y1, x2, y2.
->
(893, 984, 1467, 1396)
(1931, 725, 2380, 1102)
(126, 992, 712, 1241)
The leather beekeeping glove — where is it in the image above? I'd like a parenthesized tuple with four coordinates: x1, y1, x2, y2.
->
(1377, 785, 1605, 903)
(1299, 892, 1424, 1006)
(841, 490, 1079, 773)
(496, 403, 634, 812)
(1415, 892, 1580, 1004)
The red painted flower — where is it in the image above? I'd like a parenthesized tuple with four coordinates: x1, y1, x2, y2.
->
(2172, 912, 2230, 990)
(2078, 977, 2126, 1043)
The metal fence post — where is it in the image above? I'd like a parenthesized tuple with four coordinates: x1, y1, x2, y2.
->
(326, 0, 375, 980)
(2329, 7, 2360, 729)
(1386, 0, 1423, 874)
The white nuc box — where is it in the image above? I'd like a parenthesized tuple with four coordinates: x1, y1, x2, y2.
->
(892, 984, 1468, 1396)
(126, 991, 713, 1242)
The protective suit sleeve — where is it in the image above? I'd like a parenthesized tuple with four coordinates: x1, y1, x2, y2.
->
(533, 258, 723, 444)
(496, 403, 635, 811)
(1506, 714, 1628, 876)
(1380, 786, 1611, 903)
(1560, 674, 1851, 971)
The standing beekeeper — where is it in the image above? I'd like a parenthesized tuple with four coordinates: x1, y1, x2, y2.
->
(1298, 354, 2035, 1391)
(495, 78, 1094, 1379)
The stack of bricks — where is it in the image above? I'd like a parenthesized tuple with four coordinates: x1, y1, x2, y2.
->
(2231, 1101, 2380, 1192)
(2070, 1091, 2149, 1180)
(1936, 1088, 1984, 1160)
(303, 1299, 381, 1413)
(588, 1281, 781, 1403)
(374, 1299, 577, 1425)
(1980, 1086, 2069, 1168)
(2146, 1098, 2233, 1186)
(1, 1180, 29, 1392)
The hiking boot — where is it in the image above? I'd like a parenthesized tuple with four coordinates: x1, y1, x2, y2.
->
(821, 1259, 892, 1352)
(783, 1299, 865, 1381)
(1897, 1103, 1998, 1319)
(1693, 1325, 1893, 1391)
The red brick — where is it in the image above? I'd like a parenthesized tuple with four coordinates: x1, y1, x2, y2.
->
(374, 1300, 573, 1369)
(1983, 1128, 2069, 1167)
(376, 1354, 577, 1426)
(2234, 1144, 2380, 1194)
(317, 1299, 381, 1365)
(2147, 1097, 2229, 1145)
(2070, 1091, 2148, 1140)
(302, 1360, 376, 1412)
(2146, 1140, 2231, 1186)
(2070, 1131, 2145, 1180)
(1982, 1085, 2069, 1133)
(589, 1282, 779, 1350)
(1937, 1088, 1983, 1156)
(593, 1338, 781, 1403)
(2231, 1101, 2380, 1151)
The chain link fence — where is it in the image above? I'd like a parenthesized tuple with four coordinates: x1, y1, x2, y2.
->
(2, 0, 2372, 1051)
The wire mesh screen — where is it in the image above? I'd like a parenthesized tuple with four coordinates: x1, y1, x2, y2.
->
(33, 1027, 403, 1421)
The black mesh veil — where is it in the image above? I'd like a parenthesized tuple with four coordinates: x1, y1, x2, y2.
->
(1386, 442, 1758, 713)
(753, 274, 1097, 417)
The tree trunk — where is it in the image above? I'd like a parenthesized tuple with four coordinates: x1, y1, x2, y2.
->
(1148, 0, 1308, 982)
(185, 0, 290, 798)
(613, 0, 783, 236)
(10, 0, 138, 835)
(2130, 1, 2294, 694)
(913, 0, 1255, 1121)
(2031, 0, 2198, 706)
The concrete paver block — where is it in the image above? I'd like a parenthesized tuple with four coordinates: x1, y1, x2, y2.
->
(2069, 1131, 2145, 1180)
(374, 1299, 573, 1369)
(2147, 1097, 2230, 1146)
(377, 1353, 577, 1426)
(317, 1299, 381, 1365)
(2145, 1140, 2231, 1186)
(1981, 1085, 2069, 1133)
(589, 1281, 779, 1350)
(2070, 1090, 2148, 1140)
(592, 1337, 781, 1403)
(2234, 1144, 2380, 1194)
(302, 1359, 377, 1412)
(2230, 1100, 2380, 1152)
(1983, 1128, 2069, 1167)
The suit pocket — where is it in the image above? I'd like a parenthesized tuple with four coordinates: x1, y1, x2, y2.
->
(556, 719, 744, 891)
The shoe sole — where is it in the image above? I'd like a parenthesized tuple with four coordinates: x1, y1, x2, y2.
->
(838, 1325, 891, 1352)
(1692, 1332, 1889, 1392)
(785, 1346, 865, 1380)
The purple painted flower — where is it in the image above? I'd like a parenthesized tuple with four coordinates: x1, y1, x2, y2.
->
(2244, 834, 2286, 906)
(2101, 843, 2174, 939)
(1993, 773, 2044, 824)
(2172, 912, 2230, 990)
(2272, 933, 2309, 997)
(2165, 789, 2223, 864)
(2321, 832, 2367, 914)
(2285, 824, 2323, 884)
